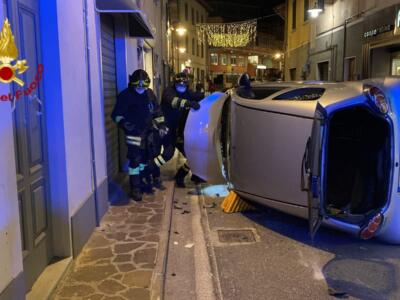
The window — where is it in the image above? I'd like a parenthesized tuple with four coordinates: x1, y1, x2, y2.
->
(196, 11, 199, 24)
(192, 38, 195, 55)
(211, 53, 218, 65)
(273, 88, 325, 101)
(318, 0, 324, 10)
(192, 8, 195, 25)
(304, 0, 309, 21)
(238, 87, 288, 100)
(185, 3, 188, 21)
(292, 0, 297, 30)
(197, 41, 200, 56)
(220, 54, 227, 65)
(248, 55, 258, 64)
(230, 56, 237, 66)
(201, 69, 205, 82)
(201, 15, 204, 24)
(289, 68, 296, 80)
(238, 56, 245, 67)
(201, 42, 204, 58)
(185, 36, 189, 51)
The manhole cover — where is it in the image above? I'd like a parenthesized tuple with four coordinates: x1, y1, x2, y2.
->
(217, 229, 256, 243)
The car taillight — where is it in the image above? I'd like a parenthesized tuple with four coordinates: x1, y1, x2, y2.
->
(360, 213, 383, 240)
(365, 86, 390, 114)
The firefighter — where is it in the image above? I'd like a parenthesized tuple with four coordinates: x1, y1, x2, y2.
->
(145, 72, 204, 187)
(111, 69, 168, 202)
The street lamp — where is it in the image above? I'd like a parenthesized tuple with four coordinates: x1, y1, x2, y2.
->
(274, 53, 282, 60)
(176, 27, 187, 36)
(308, 2, 323, 18)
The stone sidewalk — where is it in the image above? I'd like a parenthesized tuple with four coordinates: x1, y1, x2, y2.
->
(51, 181, 174, 300)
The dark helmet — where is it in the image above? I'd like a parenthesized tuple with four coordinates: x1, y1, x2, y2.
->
(129, 69, 150, 88)
(174, 72, 189, 86)
(238, 73, 251, 88)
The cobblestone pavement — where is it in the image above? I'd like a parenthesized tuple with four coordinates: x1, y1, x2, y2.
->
(51, 185, 171, 300)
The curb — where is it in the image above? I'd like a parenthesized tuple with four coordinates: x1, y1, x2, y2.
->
(151, 181, 175, 300)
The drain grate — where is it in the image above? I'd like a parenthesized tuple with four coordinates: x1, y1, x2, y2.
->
(217, 229, 256, 243)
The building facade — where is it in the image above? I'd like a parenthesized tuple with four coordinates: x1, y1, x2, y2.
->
(209, 33, 284, 89)
(284, 0, 312, 80)
(285, 0, 400, 81)
(0, 0, 167, 298)
(167, 0, 210, 87)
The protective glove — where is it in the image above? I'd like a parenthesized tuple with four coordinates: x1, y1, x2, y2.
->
(187, 100, 200, 111)
(158, 124, 169, 138)
(118, 119, 135, 131)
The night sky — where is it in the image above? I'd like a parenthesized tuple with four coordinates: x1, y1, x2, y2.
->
(204, 0, 285, 37)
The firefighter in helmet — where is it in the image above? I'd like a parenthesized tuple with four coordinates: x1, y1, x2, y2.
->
(145, 72, 204, 187)
(111, 69, 168, 202)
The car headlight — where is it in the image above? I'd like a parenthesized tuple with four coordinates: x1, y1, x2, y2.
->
(364, 85, 390, 114)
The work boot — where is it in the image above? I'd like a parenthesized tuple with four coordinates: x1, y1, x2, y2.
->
(153, 176, 166, 190)
(191, 174, 206, 184)
(130, 188, 143, 202)
(141, 176, 154, 194)
(175, 165, 189, 188)
(129, 175, 142, 202)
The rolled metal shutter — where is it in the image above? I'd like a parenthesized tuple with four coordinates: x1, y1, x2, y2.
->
(101, 14, 119, 180)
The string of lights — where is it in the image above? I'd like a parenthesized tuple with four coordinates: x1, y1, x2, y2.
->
(195, 13, 278, 48)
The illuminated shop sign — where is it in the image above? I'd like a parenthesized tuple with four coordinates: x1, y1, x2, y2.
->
(364, 24, 393, 38)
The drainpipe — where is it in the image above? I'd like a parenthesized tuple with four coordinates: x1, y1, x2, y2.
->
(342, 18, 348, 81)
(83, 0, 100, 225)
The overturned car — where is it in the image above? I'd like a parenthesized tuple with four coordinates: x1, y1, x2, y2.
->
(184, 78, 400, 243)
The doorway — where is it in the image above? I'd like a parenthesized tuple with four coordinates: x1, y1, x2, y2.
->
(317, 61, 330, 81)
(8, 0, 53, 291)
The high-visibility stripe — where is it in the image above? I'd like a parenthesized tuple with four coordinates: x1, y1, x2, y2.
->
(182, 164, 190, 171)
(115, 116, 124, 123)
(126, 136, 141, 141)
(157, 155, 166, 165)
(172, 97, 180, 108)
(139, 163, 146, 171)
(126, 140, 141, 146)
(155, 116, 165, 123)
(129, 167, 140, 175)
(154, 158, 162, 167)
(180, 99, 187, 108)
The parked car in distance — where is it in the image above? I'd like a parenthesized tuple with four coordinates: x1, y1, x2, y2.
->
(184, 77, 400, 243)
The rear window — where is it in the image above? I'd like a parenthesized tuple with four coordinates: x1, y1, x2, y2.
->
(273, 88, 325, 101)
(237, 87, 288, 100)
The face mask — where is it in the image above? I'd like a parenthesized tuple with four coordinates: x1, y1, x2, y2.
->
(135, 87, 146, 94)
(176, 84, 187, 93)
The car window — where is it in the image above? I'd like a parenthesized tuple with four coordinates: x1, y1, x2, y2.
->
(273, 88, 325, 101)
(237, 87, 289, 100)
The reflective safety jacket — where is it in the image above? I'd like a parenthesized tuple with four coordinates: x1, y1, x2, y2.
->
(161, 86, 204, 133)
(111, 87, 165, 147)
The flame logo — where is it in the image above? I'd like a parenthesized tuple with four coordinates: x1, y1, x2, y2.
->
(0, 19, 28, 86)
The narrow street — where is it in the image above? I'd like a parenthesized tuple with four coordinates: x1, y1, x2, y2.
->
(164, 184, 400, 300)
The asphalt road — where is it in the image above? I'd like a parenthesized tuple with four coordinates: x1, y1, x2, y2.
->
(164, 184, 400, 300)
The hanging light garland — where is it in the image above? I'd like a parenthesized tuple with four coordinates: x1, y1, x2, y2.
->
(196, 19, 257, 48)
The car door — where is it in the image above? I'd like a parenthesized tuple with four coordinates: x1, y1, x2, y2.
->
(304, 102, 328, 239)
(184, 92, 230, 183)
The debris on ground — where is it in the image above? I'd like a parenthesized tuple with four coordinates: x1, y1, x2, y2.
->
(174, 204, 183, 209)
(182, 210, 191, 214)
(174, 241, 179, 245)
(174, 231, 179, 234)
(203, 202, 217, 209)
(185, 243, 194, 249)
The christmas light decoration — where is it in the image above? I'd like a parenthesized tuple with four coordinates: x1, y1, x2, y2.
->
(196, 19, 257, 48)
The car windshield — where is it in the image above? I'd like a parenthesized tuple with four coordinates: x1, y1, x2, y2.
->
(237, 87, 289, 100)
(273, 88, 325, 100)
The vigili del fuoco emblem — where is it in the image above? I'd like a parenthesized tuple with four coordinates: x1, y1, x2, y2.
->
(0, 18, 28, 86)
